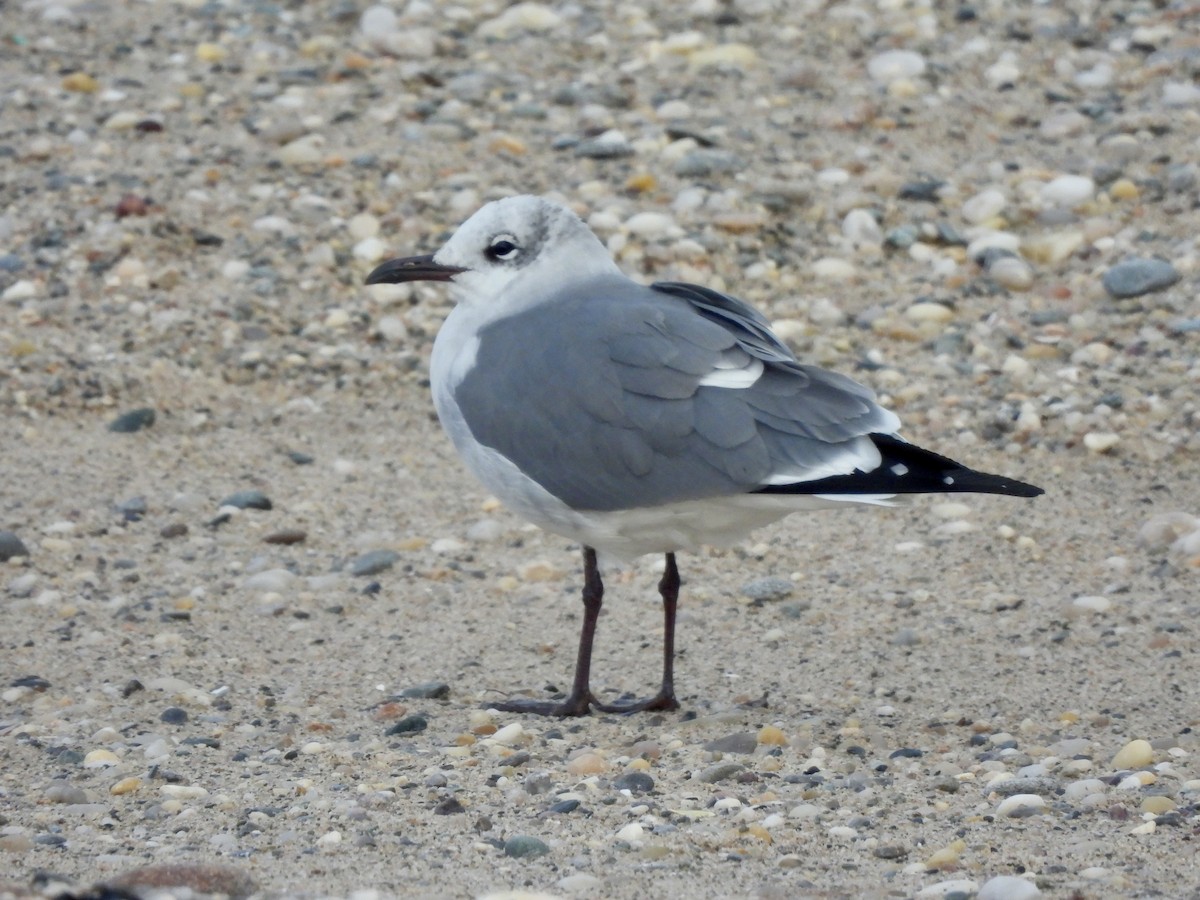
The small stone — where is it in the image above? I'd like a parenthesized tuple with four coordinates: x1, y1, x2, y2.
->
(219, 490, 272, 511)
(386, 715, 428, 735)
(995, 794, 1046, 817)
(503, 835, 551, 859)
(1040, 175, 1095, 207)
(867, 50, 926, 82)
(195, 42, 227, 63)
(987, 256, 1034, 291)
(62, 72, 100, 93)
(674, 149, 744, 177)
(757, 725, 787, 746)
(350, 549, 399, 577)
(83, 749, 121, 768)
(0, 531, 30, 562)
(574, 130, 634, 159)
(962, 188, 1007, 224)
(264, 529, 307, 546)
(1137, 513, 1198, 552)
(1101, 258, 1179, 299)
(1141, 795, 1175, 815)
(243, 569, 297, 592)
(741, 577, 793, 602)
(567, 752, 608, 776)
(1111, 739, 1153, 770)
(842, 208, 882, 247)
(490, 722, 525, 745)
(478, 3, 563, 39)
(161, 706, 188, 725)
(1, 279, 37, 301)
(978, 875, 1042, 900)
(105, 864, 256, 899)
(1072, 595, 1111, 614)
(111, 777, 141, 795)
(400, 681, 450, 699)
(108, 408, 156, 433)
(906, 302, 954, 324)
(44, 780, 88, 804)
(703, 733, 758, 755)
(1083, 432, 1119, 454)
(694, 762, 744, 783)
(612, 771, 655, 794)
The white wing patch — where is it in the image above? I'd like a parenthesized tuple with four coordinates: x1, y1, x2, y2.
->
(697, 357, 764, 389)
(763, 435, 882, 485)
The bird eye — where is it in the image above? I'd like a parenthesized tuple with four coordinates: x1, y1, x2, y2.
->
(485, 236, 520, 261)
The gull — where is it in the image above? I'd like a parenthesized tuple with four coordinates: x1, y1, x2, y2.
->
(366, 195, 1043, 717)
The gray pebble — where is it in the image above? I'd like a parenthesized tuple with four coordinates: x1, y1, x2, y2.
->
(399, 681, 450, 699)
(0, 253, 25, 272)
(386, 714, 428, 735)
(612, 771, 655, 794)
(574, 137, 633, 159)
(350, 549, 400, 576)
(741, 577, 793, 602)
(991, 776, 1059, 797)
(108, 407, 156, 433)
(1102, 258, 1180, 298)
(160, 706, 189, 725)
(694, 762, 744, 783)
(44, 780, 89, 804)
(674, 149, 744, 177)
(503, 835, 550, 859)
(219, 490, 272, 511)
(703, 732, 758, 755)
(0, 531, 30, 562)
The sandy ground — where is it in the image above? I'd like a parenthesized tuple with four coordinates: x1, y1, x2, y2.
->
(2, 1, 1199, 898)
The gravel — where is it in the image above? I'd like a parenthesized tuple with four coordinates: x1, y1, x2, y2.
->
(1, 0, 1198, 897)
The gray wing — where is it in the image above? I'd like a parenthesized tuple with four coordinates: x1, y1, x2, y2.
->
(452, 276, 899, 512)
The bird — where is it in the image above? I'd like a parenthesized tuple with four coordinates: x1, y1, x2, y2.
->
(365, 195, 1043, 717)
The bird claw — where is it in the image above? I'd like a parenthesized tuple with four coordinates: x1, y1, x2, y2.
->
(589, 690, 679, 715)
(483, 693, 594, 717)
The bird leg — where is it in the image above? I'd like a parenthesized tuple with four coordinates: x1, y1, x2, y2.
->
(590, 552, 681, 714)
(486, 546, 604, 717)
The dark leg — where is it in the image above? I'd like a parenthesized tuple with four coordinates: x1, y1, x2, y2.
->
(591, 552, 681, 714)
(486, 546, 603, 717)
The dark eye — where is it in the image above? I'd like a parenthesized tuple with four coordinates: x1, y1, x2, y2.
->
(485, 236, 520, 261)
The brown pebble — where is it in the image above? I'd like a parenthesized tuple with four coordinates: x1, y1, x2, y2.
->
(264, 528, 307, 545)
(115, 194, 151, 218)
(160, 523, 189, 539)
(105, 864, 256, 899)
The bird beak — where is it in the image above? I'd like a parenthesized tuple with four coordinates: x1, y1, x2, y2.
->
(365, 254, 466, 285)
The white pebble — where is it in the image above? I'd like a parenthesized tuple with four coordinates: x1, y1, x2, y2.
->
(978, 875, 1042, 900)
(1083, 432, 1119, 454)
(996, 794, 1045, 817)
(431, 538, 466, 555)
(988, 256, 1034, 291)
(867, 50, 926, 82)
(359, 5, 398, 41)
(353, 237, 388, 263)
(477, 2, 563, 39)
(1137, 512, 1198, 551)
(1071, 595, 1111, 614)
(931, 502, 972, 519)
(376, 315, 408, 343)
(221, 260, 251, 280)
(1040, 175, 1095, 207)
(1, 279, 38, 301)
(624, 212, 678, 240)
(1162, 81, 1200, 107)
(490, 722, 524, 745)
(962, 188, 1007, 224)
(243, 569, 297, 592)
(348, 213, 380, 241)
(918, 881, 980, 899)
(615, 823, 644, 842)
(842, 208, 882, 248)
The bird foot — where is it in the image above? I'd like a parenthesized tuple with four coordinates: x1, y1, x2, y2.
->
(484, 691, 594, 717)
(590, 690, 679, 715)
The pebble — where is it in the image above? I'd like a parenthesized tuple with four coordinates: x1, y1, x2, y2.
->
(1137, 512, 1198, 552)
(867, 50, 926, 82)
(105, 864, 256, 899)
(385, 715, 427, 735)
(962, 188, 1007, 224)
(503, 835, 551, 859)
(574, 130, 634, 159)
(703, 733, 758, 755)
(1040, 175, 1095, 207)
(1082, 432, 1119, 454)
(1111, 739, 1154, 770)
(108, 408, 156, 433)
(694, 762, 743, 783)
(842, 208, 882, 247)
(243, 569, 297, 592)
(978, 876, 1041, 900)
(995, 794, 1046, 817)
(986, 256, 1034, 291)
(0, 531, 30, 561)
(674, 149, 744, 177)
(400, 681, 450, 699)
(83, 749, 121, 768)
(566, 752, 608, 776)
(741, 576, 793, 601)
(612, 771, 655, 794)
(350, 549, 399, 576)
(219, 490, 272, 511)
(44, 781, 89, 804)
(1101, 258, 1180, 299)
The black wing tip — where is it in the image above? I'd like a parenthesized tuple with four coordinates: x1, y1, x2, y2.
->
(755, 433, 1046, 499)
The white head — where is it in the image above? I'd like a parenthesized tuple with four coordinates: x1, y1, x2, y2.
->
(365, 195, 620, 306)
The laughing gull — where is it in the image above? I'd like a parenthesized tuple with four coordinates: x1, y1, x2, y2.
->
(366, 195, 1043, 716)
